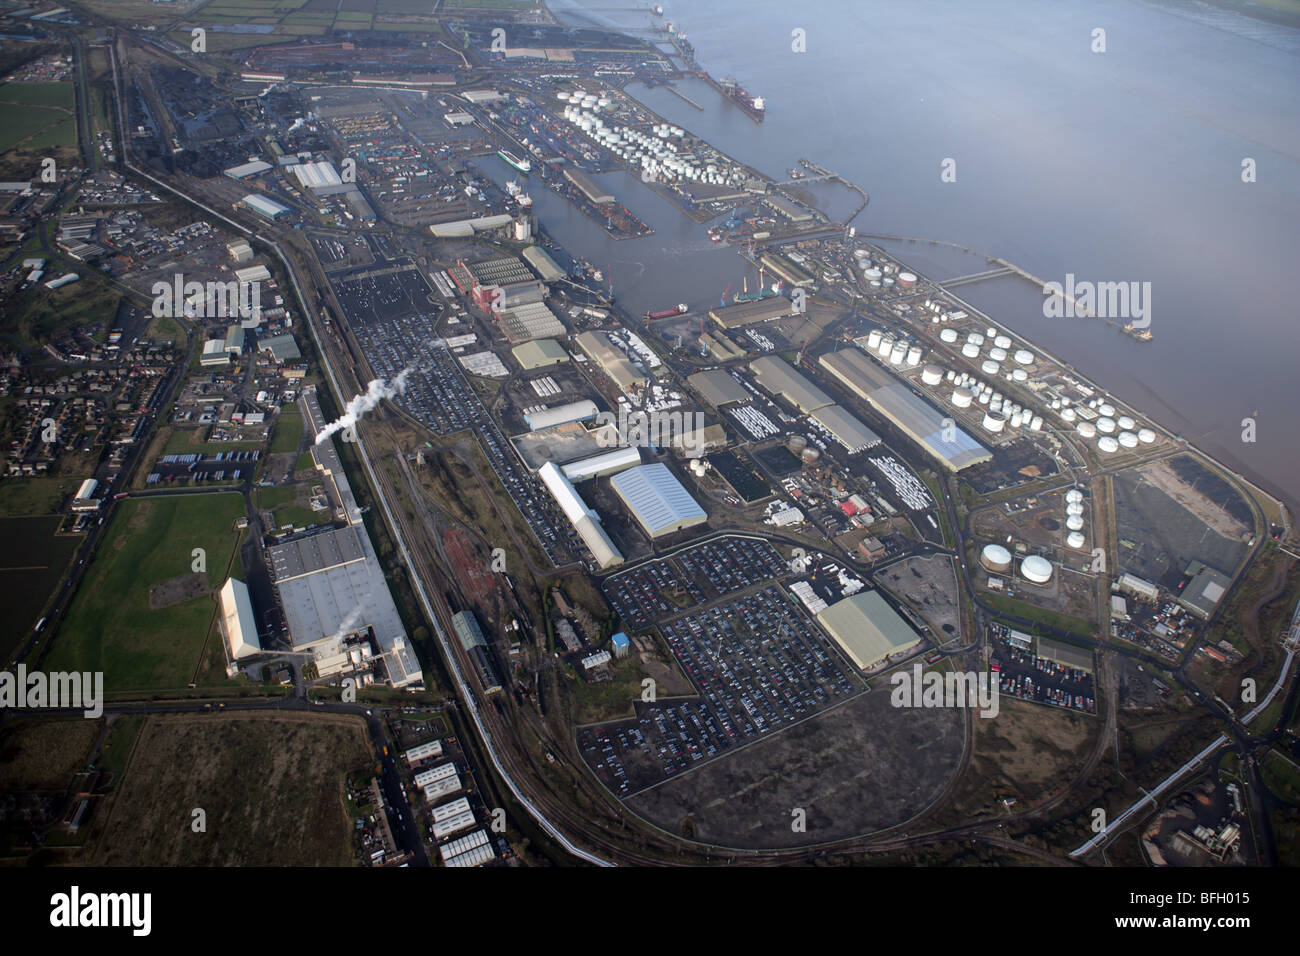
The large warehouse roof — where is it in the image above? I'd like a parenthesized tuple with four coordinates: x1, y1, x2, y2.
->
(819, 348, 990, 471)
(267, 526, 364, 581)
(498, 301, 566, 344)
(561, 446, 642, 482)
(687, 368, 750, 407)
(219, 577, 261, 661)
(749, 356, 833, 414)
(512, 338, 569, 369)
(610, 463, 707, 538)
(291, 160, 343, 192)
(574, 331, 646, 392)
(525, 399, 597, 432)
(537, 462, 624, 568)
(708, 296, 796, 330)
(809, 404, 881, 453)
(522, 244, 565, 282)
(816, 590, 920, 670)
(240, 193, 290, 219)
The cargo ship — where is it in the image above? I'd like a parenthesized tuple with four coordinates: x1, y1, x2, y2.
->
(644, 303, 688, 320)
(497, 149, 531, 173)
(1122, 323, 1153, 342)
(719, 76, 765, 122)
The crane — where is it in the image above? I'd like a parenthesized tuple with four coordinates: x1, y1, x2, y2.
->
(720, 283, 731, 308)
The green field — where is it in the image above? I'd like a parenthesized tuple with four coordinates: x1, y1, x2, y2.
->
(0, 82, 75, 152)
(268, 402, 302, 453)
(0, 476, 81, 516)
(0, 82, 75, 110)
(45, 493, 248, 692)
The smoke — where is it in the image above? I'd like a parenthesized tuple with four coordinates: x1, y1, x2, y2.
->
(328, 605, 365, 646)
(287, 117, 306, 133)
(314, 367, 414, 445)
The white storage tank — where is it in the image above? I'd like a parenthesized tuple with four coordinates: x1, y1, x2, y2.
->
(1118, 431, 1139, 448)
(922, 366, 944, 386)
(889, 343, 907, 365)
(906, 345, 923, 366)
(1117, 415, 1135, 430)
(1066, 531, 1087, 549)
(1012, 367, 1029, 382)
(1066, 502, 1084, 516)
(1020, 555, 1053, 584)
(1138, 427, 1157, 443)
(982, 412, 1006, 433)
(867, 329, 883, 350)
(994, 334, 1012, 350)
(952, 387, 974, 408)
(981, 544, 1013, 573)
(967, 332, 985, 347)
(1013, 348, 1034, 365)
(1065, 489, 1084, 504)
(1096, 417, 1117, 434)
(1076, 421, 1097, 438)
(1029, 415, 1043, 431)
(1097, 435, 1120, 453)
(989, 347, 1007, 362)
(878, 336, 894, 357)
(962, 342, 981, 358)
(940, 327, 959, 344)
(1061, 407, 1077, 422)
(1066, 515, 1085, 531)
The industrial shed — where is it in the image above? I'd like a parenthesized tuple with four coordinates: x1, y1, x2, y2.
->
(610, 463, 707, 538)
(522, 244, 565, 282)
(219, 577, 261, 661)
(819, 348, 990, 471)
(816, 590, 921, 670)
(574, 331, 646, 392)
(512, 338, 569, 369)
(808, 404, 881, 453)
(687, 368, 750, 407)
(538, 462, 624, 569)
(524, 399, 598, 431)
(749, 356, 833, 414)
(708, 296, 796, 330)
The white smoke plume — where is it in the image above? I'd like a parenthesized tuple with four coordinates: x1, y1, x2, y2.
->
(287, 117, 306, 133)
(328, 605, 365, 646)
(314, 367, 414, 445)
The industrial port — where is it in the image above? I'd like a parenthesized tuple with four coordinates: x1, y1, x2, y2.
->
(0, 0, 1294, 922)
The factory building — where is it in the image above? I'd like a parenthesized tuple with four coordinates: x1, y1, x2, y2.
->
(512, 338, 568, 369)
(763, 193, 813, 222)
(760, 252, 814, 287)
(237, 193, 290, 220)
(223, 160, 272, 180)
(611, 632, 631, 658)
(669, 422, 728, 455)
(1035, 636, 1094, 674)
(698, 332, 746, 362)
(1179, 561, 1232, 619)
(1117, 572, 1159, 601)
(524, 399, 598, 432)
(224, 325, 245, 354)
(200, 339, 230, 367)
(818, 348, 991, 472)
(574, 331, 647, 392)
(404, 740, 443, 766)
(70, 478, 99, 511)
(687, 369, 750, 407)
(808, 404, 881, 453)
(258, 334, 302, 363)
(749, 356, 833, 414)
(522, 244, 565, 282)
(708, 296, 797, 330)
(538, 461, 624, 569)
(815, 590, 921, 670)
(218, 577, 261, 661)
(561, 446, 642, 482)
(496, 301, 566, 343)
(610, 463, 708, 538)
(290, 160, 350, 196)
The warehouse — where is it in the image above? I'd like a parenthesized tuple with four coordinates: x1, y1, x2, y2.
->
(815, 590, 921, 670)
(200, 339, 230, 367)
(763, 193, 813, 222)
(760, 252, 814, 287)
(258, 333, 301, 362)
(809, 404, 881, 453)
(522, 244, 565, 282)
(512, 338, 569, 370)
(224, 325, 245, 354)
(238, 193, 290, 220)
(497, 302, 566, 343)
(1035, 636, 1094, 673)
(218, 577, 261, 661)
(414, 762, 458, 788)
(563, 165, 614, 204)
(432, 796, 472, 824)
(538, 461, 624, 569)
(525, 399, 598, 432)
(290, 160, 349, 196)
(1179, 561, 1232, 619)
(223, 160, 272, 180)
(610, 463, 708, 538)
(404, 740, 443, 765)
(749, 356, 833, 414)
(561, 446, 642, 482)
(574, 330, 646, 392)
(72, 478, 98, 508)
(440, 829, 492, 864)
(688, 368, 750, 407)
(708, 296, 796, 330)
(819, 348, 990, 471)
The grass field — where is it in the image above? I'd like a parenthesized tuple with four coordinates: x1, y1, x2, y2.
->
(0, 718, 100, 791)
(0, 476, 80, 515)
(268, 402, 302, 453)
(84, 713, 372, 865)
(0, 82, 75, 152)
(45, 493, 247, 692)
(0, 516, 81, 659)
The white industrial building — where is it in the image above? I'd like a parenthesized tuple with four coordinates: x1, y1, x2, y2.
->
(290, 160, 350, 196)
(432, 810, 477, 840)
(538, 461, 624, 569)
(218, 577, 261, 661)
(70, 478, 100, 511)
(525, 399, 598, 431)
(422, 774, 461, 803)
(414, 762, 458, 789)
(404, 740, 443, 765)
(560, 446, 641, 482)
(609, 463, 708, 538)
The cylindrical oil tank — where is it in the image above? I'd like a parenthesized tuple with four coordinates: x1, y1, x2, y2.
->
(940, 328, 959, 344)
(952, 387, 973, 408)
(1097, 435, 1119, 453)
(981, 544, 1013, 573)
(922, 366, 943, 386)
(1066, 515, 1085, 531)
(1066, 531, 1086, 549)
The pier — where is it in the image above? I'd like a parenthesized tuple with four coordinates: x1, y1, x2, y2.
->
(666, 85, 704, 110)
